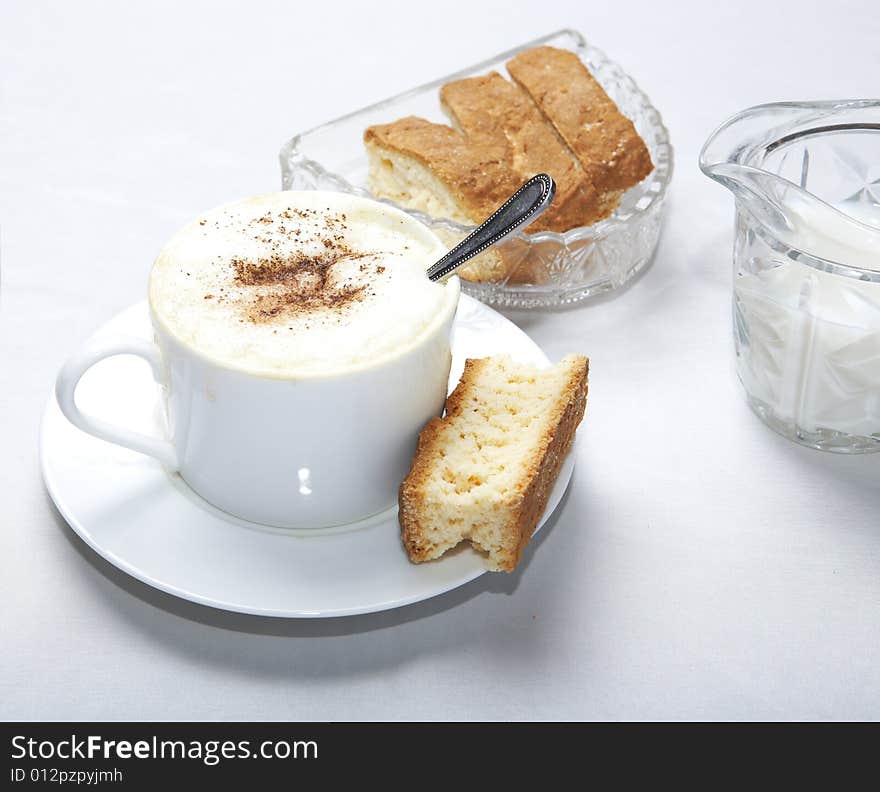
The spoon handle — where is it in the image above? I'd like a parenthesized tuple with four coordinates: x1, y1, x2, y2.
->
(426, 173, 556, 282)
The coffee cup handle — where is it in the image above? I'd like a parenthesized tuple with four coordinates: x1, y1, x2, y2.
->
(55, 336, 180, 471)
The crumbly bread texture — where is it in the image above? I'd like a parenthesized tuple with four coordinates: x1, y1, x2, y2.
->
(364, 116, 517, 227)
(399, 354, 589, 572)
(364, 46, 652, 283)
(506, 46, 653, 215)
(364, 117, 513, 281)
(440, 72, 602, 233)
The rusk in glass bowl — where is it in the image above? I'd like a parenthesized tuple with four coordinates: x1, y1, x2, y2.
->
(280, 29, 673, 309)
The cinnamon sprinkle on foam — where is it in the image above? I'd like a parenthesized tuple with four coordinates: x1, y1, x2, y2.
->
(230, 219, 373, 323)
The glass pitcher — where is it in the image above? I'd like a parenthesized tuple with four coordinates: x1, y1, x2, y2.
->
(700, 100, 880, 453)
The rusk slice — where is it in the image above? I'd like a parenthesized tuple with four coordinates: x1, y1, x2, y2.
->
(364, 115, 518, 227)
(399, 354, 589, 572)
(507, 46, 653, 215)
(364, 116, 515, 281)
(440, 72, 603, 232)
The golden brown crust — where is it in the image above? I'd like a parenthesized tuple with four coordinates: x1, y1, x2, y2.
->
(504, 356, 589, 570)
(399, 356, 589, 572)
(506, 46, 653, 204)
(439, 72, 602, 233)
(364, 116, 518, 226)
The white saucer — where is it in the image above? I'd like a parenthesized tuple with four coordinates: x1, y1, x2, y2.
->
(40, 296, 576, 618)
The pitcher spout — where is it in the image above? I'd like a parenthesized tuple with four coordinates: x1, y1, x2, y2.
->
(701, 161, 800, 243)
(700, 99, 880, 270)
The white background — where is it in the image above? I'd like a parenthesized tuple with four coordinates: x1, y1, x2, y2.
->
(2, 0, 879, 720)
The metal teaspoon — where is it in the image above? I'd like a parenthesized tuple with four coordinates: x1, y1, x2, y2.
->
(426, 173, 556, 282)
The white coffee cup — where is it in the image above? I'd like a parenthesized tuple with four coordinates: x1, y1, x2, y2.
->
(55, 192, 460, 528)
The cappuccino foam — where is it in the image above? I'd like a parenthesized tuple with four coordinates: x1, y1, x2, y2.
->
(149, 192, 458, 376)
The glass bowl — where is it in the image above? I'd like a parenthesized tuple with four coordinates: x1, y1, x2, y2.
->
(279, 29, 673, 309)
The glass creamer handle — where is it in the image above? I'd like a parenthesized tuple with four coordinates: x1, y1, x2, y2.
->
(55, 336, 179, 470)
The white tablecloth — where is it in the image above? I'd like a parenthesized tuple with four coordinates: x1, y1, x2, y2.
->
(2, 0, 879, 720)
